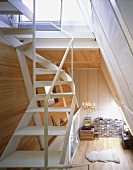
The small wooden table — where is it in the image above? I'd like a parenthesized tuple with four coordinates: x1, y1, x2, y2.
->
(79, 128, 94, 141)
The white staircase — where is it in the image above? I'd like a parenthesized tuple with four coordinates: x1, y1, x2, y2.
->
(0, 1, 74, 169)
(0, 1, 89, 169)
(0, 39, 76, 168)
(0, 31, 76, 169)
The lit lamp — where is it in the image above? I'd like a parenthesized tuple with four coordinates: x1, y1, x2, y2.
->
(82, 101, 96, 112)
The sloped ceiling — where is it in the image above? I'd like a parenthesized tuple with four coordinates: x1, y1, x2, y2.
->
(91, 0, 133, 134)
(36, 49, 101, 68)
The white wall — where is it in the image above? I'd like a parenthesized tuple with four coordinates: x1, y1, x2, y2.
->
(116, 0, 133, 40)
(73, 69, 122, 127)
(91, 0, 133, 133)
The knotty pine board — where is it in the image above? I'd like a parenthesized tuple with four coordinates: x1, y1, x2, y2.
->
(0, 42, 41, 156)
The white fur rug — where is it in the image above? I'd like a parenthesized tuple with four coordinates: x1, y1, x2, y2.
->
(86, 148, 120, 163)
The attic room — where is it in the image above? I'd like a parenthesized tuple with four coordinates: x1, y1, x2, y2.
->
(0, 0, 133, 170)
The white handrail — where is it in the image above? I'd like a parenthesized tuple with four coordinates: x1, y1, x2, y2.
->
(43, 22, 74, 169)
(59, 96, 75, 164)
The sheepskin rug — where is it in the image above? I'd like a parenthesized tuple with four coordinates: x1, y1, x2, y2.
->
(86, 148, 120, 163)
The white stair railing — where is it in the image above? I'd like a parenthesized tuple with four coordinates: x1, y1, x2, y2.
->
(42, 22, 74, 169)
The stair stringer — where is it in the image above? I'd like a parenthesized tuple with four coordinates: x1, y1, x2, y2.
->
(0, 33, 45, 156)
(0, 98, 35, 161)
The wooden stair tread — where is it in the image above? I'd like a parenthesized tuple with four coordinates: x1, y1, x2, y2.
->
(27, 107, 71, 113)
(0, 151, 61, 168)
(14, 126, 66, 136)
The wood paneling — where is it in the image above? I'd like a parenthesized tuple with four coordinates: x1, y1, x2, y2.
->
(74, 69, 122, 127)
(79, 69, 88, 105)
(36, 49, 101, 68)
(0, 42, 41, 157)
(72, 138, 133, 170)
(99, 70, 111, 110)
(74, 69, 80, 104)
(88, 69, 98, 106)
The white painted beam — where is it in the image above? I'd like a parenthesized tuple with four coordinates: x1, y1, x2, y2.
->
(35, 80, 72, 87)
(14, 126, 67, 136)
(27, 107, 71, 113)
(76, 0, 94, 32)
(35, 38, 98, 49)
(17, 30, 95, 39)
(0, 20, 10, 27)
(110, 0, 133, 53)
(9, 0, 33, 21)
(0, 1, 32, 21)
(0, 34, 22, 47)
(35, 93, 74, 100)
(16, 50, 44, 149)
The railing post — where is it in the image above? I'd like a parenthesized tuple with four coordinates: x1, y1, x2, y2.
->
(71, 42, 73, 80)
(33, 0, 36, 98)
(44, 100, 49, 170)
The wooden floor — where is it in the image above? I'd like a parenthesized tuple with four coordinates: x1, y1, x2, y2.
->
(72, 138, 133, 170)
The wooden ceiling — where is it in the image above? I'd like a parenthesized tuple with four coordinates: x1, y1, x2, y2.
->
(36, 49, 101, 68)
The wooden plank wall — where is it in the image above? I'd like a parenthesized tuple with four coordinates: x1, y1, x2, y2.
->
(73, 68, 123, 127)
(0, 42, 79, 168)
(0, 42, 41, 158)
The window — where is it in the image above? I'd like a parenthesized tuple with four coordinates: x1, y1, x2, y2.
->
(20, 0, 62, 30)
(22, 0, 61, 21)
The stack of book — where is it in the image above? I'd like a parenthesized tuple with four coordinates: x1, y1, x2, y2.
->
(94, 117, 123, 137)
